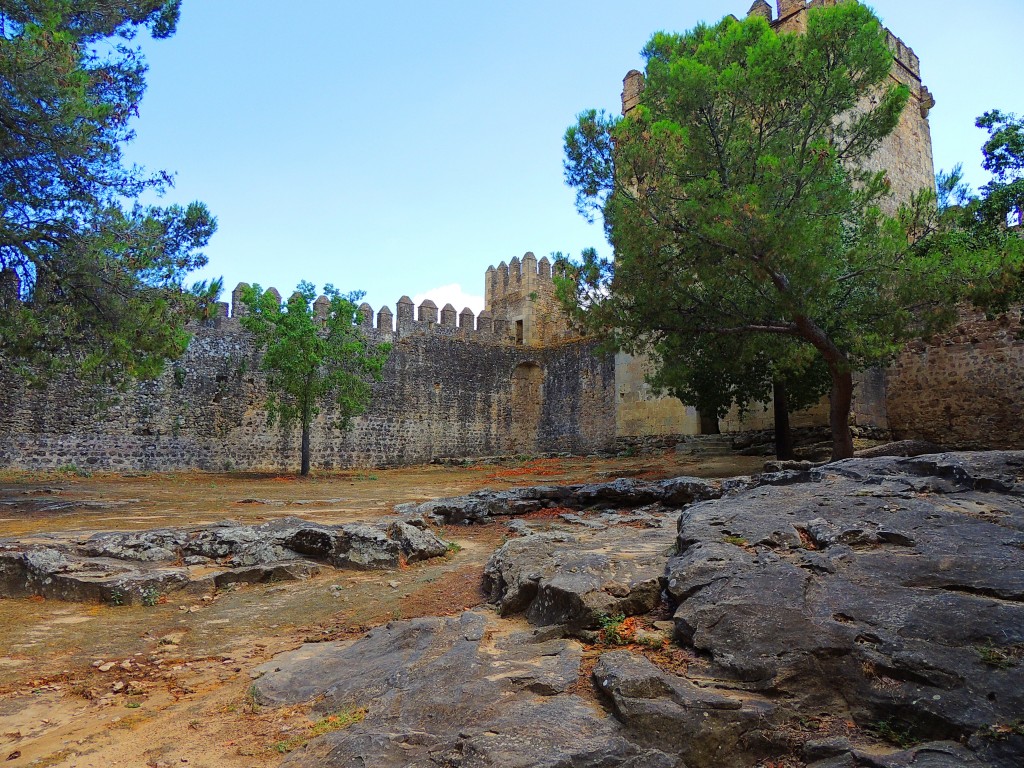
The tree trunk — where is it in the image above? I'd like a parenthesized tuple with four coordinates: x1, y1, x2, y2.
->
(829, 368, 855, 461)
(793, 315, 854, 462)
(773, 379, 795, 460)
(300, 420, 311, 476)
(699, 410, 721, 435)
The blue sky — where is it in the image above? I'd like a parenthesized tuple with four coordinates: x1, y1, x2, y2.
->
(126, 0, 1024, 315)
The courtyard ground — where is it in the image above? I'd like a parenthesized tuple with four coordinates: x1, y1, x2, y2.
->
(0, 453, 765, 768)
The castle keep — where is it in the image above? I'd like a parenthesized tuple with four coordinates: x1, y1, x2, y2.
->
(2, 0, 1023, 472)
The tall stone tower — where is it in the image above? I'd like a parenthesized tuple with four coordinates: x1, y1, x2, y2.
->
(614, 0, 936, 439)
(624, 1, 936, 209)
(483, 253, 576, 346)
(767, 0, 936, 209)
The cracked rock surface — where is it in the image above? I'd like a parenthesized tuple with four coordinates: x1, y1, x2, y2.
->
(483, 523, 675, 629)
(253, 610, 681, 768)
(667, 452, 1024, 766)
(249, 453, 1023, 767)
(0, 517, 448, 604)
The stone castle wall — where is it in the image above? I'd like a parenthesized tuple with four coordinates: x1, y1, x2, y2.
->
(885, 307, 1024, 449)
(0, 292, 616, 472)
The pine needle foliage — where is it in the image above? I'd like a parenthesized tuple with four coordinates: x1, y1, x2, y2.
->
(560, 3, 1023, 459)
(0, 1, 218, 384)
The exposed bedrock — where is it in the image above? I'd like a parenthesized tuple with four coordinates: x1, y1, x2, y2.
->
(0, 517, 448, 604)
(247, 452, 1022, 766)
(395, 476, 722, 525)
(483, 524, 674, 629)
(252, 610, 681, 768)
(667, 451, 1024, 765)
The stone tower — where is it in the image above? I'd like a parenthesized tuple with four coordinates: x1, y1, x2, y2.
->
(766, 0, 936, 208)
(614, 0, 937, 439)
(483, 253, 575, 346)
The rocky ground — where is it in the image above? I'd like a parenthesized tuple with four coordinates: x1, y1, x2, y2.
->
(256, 452, 1024, 767)
(0, 517, 449, 605)
(0, 452, 1021, 767)
(0, 454, 760, 766)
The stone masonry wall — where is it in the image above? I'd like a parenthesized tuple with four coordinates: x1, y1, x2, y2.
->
(885, 307, 1024, 449)
(0, 315, 617, 473)
(484, 252, 576, 346)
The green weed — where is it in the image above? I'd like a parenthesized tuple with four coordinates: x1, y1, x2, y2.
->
(55, 463, 91, 477)
(598, 613, 635, 646)
(244, 684, 262, 714)
(977, 721, 1024, 741)
(272, 707, 367, 753)
(976, 642, 1021, 669)
(870, 719, 918, 749)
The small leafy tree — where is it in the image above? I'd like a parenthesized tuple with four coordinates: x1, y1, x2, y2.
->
(560, 3, 1023, 460)
(905, 109, 1024, 322)
(241, 283, 391, 476)
(0, 1, 218, 383)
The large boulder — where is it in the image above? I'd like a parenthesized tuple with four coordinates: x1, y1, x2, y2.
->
(483, 524, 675, 628)
(666, 451, 1024, 766)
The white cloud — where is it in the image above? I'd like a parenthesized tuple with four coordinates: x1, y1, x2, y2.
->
(411, 283, 485, 316)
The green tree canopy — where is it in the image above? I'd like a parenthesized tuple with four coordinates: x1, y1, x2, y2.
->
(919, 110, 1024, 316)
(241, 283, 391, 477)
(0, 0, 218, 382)
(977, 110, 1024, 219)
(561, 2, 1023, 460)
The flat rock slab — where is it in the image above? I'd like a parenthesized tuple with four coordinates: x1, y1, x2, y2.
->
(483, 523, 676, 629)
(252, 610, 681, 768)
(395, 476, 722, 525)
(0, 517, 448, 604)
(667, 451, 1024, 767)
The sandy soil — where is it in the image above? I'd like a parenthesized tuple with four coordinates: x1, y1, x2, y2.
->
(0, 453, 765, 767)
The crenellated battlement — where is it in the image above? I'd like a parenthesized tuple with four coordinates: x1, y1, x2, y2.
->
(883, 28, 920, 80)
(483, 251, 568, 307)
(219, 273, 570, 347)
(214, 251, 579, 349)
(768, 2, 924, 87)
(483, 252, 576, 346)
(628, 3, 931, 119)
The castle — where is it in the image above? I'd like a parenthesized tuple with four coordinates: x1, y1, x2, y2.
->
(1, 0, 1022, 472)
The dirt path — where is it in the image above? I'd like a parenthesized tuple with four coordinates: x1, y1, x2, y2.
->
(0, 454, 765, 767)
